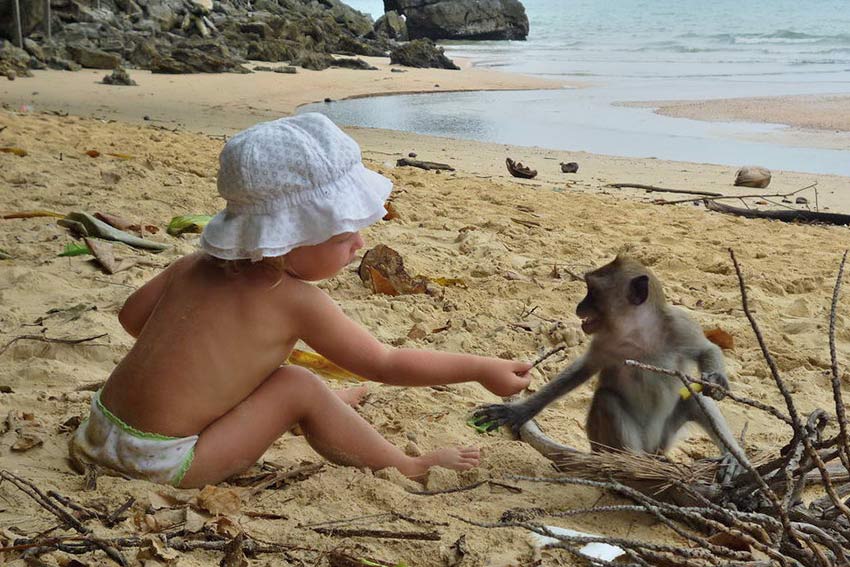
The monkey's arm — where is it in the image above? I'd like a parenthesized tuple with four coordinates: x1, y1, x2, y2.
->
(473, 353, 597, 435)
(696, 341, 731, 394)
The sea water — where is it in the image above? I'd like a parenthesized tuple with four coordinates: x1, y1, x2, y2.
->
(310, 0, 850, 174)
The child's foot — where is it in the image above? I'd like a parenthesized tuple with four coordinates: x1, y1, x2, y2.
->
(335, 385, 369, 408)
(403, 446, 481, 481)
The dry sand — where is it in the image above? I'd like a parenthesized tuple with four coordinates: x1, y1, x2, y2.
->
(2, 62, 850, 566)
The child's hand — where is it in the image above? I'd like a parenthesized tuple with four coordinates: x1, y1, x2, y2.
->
(479, 359, 532, 397)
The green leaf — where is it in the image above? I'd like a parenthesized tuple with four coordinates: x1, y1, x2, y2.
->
(0, 248, 11, 260)
(167, 214, 212, 236)
(466, 416, 496, 434)
(58, 243, 92, 257)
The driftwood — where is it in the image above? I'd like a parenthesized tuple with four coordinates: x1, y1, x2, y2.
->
(607, 183, 722, 197)
(704, 199, 850, 226)
(395, 158, 454, 171)
(505, 158, 537, 179)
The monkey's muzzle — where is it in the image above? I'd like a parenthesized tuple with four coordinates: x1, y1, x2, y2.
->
(580, 316, 601, 335)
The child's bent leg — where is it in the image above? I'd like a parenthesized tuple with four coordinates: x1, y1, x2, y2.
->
(179, 366, 479, 487)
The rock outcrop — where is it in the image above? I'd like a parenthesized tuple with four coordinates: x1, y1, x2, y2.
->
(384, 0, 528, 40)
(0, 0, 392, 74)
(389, 38, 458, 69)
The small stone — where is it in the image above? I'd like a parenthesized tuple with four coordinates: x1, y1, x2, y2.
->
(404, 442, 422, 457)
(390, 68, 407, 73)
(0, 385, 12, 393)
(324, 97, 333, 103)
(143, 115, 151, 121)
(795, 197, 809, 205)
(560, 161, 579, 173)
(408, 152, 417, 158)
(6, 71, 15, 81)
(407, 323, 428, 340)
(434, 83, 440, 87)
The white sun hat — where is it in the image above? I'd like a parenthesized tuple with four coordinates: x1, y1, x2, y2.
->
(200, 113, 393, 261)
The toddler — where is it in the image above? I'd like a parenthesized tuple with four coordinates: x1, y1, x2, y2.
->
(70, 113, 531, 488)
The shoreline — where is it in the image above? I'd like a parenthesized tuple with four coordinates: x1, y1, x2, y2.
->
(0, 56, 565, 135)
(2, 55, 849, 210)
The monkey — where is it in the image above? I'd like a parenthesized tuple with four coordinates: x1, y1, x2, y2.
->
(473, 255, 743, 467)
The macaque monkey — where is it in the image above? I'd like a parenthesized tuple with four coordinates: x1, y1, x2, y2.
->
(474, 256, 742, 464)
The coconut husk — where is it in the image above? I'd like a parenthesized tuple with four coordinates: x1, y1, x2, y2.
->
(734, 166, 771, 188)
(506, 158, 537, 179)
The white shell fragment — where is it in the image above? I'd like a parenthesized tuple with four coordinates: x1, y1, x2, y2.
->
(529, 526, 625, 561)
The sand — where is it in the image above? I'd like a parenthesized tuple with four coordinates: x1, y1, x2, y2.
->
(0, 57, 563, 135)
(2, 62, 850, 566)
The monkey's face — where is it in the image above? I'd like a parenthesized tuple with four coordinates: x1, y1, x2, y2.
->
(576, 265, 653, 336)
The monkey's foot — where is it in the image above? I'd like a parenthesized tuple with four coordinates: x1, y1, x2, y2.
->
(403, 446, 481, 481)
(715, 451, 744, 486)
(335, 385, 369, 408)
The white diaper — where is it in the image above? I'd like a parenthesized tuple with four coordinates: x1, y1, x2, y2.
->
(70, 391, 198, 486)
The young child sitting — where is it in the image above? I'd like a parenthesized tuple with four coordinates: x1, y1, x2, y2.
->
(70, 113, 532, 488)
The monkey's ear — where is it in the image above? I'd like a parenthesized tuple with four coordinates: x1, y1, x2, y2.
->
(627, 275, 650, 305)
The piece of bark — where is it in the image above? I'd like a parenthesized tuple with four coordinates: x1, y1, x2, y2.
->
(396, 158, 455, 171)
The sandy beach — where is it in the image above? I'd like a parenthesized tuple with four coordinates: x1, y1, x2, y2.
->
(2, 58, 850, 566)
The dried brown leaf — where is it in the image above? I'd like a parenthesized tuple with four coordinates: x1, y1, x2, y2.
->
(383, 202, 400, 221)
(357, 245, 427, 296)
(0, 147, 27, 157)
(196, 485, 242, 516)
(85, 150, 101, 158)
(12, 430, 43, 451)
(704, 328, 735, 350)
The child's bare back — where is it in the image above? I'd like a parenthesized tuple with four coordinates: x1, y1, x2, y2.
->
(101, 252, 300, 438)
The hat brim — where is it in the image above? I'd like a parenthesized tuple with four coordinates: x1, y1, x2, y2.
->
(199, 164, 392, 261)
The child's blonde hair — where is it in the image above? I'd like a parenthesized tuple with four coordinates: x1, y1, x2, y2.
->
(212, 255, 287, 288)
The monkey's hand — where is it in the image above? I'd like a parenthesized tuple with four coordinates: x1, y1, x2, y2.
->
(471, 402, 534, 436)
(700, 371, 730, 401)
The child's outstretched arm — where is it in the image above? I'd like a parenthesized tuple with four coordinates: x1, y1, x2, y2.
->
(292, 284, 531, 397)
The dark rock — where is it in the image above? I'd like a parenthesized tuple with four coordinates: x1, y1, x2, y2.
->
(23, 38, 45, 60)
(274, 65, 297, 74)
(324, 97, 333, 103)
(46, 56, 81, 71)
(374, 10, 407, 41)
(246, 39, 296, 62)
(240, 21, 273, 39)
(385, 0, 529, 41)
(390, 67, 406, 73)
(795, 197, 809, 205)
(67, 44, 122, 68)
(102, 66, 137, 85)
(334, 34, 387, 57)
(0, 0, 45, 40)
(560, 162, 579, 173)
(389, 38, 458, 69)
(0, 40, 33, 78)
(332, 56, 378, 70)
(295, 51, 335, 71)
(150, 38, 248, 73)
(408, 152, 416, 158)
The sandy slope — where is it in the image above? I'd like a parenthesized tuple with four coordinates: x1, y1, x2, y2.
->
(2, 109, 850, 566)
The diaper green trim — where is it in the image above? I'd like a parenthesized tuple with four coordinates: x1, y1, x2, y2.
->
(95, 391, 181, 441)
(171, 447, 195, 487)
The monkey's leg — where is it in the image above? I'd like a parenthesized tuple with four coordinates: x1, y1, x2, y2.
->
(586, 388, 644, 452)
(688, 397, 745, 483)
